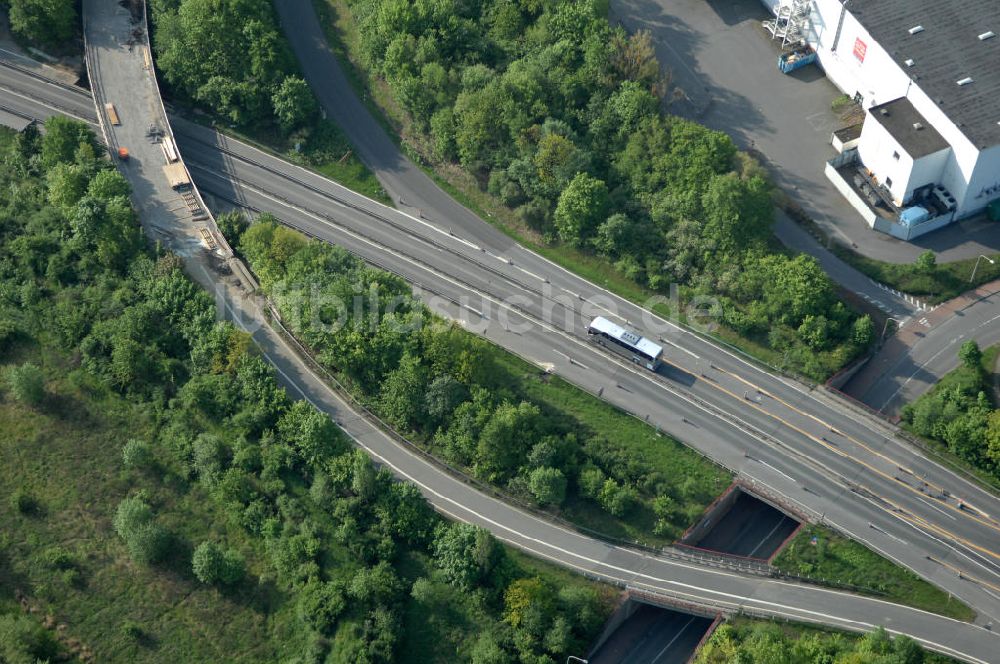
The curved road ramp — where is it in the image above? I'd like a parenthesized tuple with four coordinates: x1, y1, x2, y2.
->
(81, 0, 239, 269)
(63, 2, 1000, 661)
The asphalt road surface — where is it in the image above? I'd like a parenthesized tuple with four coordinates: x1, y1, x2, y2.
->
(590, 605, 712, 664)
(689, 491, 800, 560)
(6, 45, 1000, 661)
(5, 61, 1000, 627)
(851, 289, 1000, 414)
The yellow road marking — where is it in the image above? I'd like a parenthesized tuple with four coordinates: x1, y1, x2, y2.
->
(691, 368, 1000, 546)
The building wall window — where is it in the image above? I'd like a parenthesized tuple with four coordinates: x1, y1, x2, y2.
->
(886, 177, 893, 188)
(892, 151, 900, 161)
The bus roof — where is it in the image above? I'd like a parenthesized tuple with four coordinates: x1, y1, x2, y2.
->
(588, 317, 662, 359)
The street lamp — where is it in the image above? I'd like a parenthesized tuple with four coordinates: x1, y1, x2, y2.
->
(566, 658, 589, 664)
(881, 317, 903, 340)
(970, 254, 996, 283)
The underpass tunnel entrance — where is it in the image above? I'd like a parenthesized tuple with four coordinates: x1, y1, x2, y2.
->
(587, 599, 716, 664)
(679, 484, 801, 561)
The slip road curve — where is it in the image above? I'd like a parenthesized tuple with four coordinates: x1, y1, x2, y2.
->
(6, 54, 1000, 626)
(0, 15, 992, 655)
(5, 55, 996, 622)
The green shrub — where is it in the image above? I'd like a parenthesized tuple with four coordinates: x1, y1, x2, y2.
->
(192, 540, 245, 585)
(298, 579, 346, 635)
(10, 487, 39, 515)
(126, 523, 171, 565)
(113, 495, 170, 565)
(122, 438, 154, 470)
(0, 613, 60, 664)
(528, 467, 567, 506)
(121, 620, 144, 640)
(6, 362, 45, 406)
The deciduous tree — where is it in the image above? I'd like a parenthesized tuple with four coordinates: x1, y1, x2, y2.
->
(8, 0, 77, 50)
(959, 340, 982, 370)
(528, 466, 567, 506)
(553, 173, 609, 245)
(272, 76, 318, 133)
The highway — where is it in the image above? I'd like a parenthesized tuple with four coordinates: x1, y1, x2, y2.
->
(171, 118, 1000, 621)
(5, 54, 1000, 620)
(4, 18, 1000, 657)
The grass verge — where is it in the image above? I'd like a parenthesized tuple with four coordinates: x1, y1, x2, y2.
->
(0, 351, 295, 663)
(772, 525, 975, 621)
(830, 242, 1000, 303)
(696, 616, 959, 663)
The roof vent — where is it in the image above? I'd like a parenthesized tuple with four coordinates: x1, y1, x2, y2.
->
(904, 58, 915, 67)
(957, 77, 974, 86)
(908, 25, 925, 35)
(879, 108, 889, 116)
(979, 31, 996, 40)
(912, 122, 924, 130)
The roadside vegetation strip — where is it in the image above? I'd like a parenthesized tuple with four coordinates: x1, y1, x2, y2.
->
(830, 243, 1000, 303)
(695, 618, 960, 664)
(901, 343, 1000, 489)
(234, 216, 730, 547)
(0, 121, 612, 663)
(234, 214, 982, 617)
(305, 0, 876, 383)
(771, 526, 975, 622)
(145, 0, 388, 205)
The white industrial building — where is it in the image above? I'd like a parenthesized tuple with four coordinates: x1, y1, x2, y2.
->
(763, 0, 1000, 239)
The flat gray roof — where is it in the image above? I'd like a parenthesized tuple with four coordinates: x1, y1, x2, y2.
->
(848, 0, 1000, 149)
(868, 97, 949, 159)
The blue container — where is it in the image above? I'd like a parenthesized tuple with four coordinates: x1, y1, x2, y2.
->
(778, 48, 817, 74)
(899, 206, 930, 227)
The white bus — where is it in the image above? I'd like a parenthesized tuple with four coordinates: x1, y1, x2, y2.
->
(587, 316, 663, 371)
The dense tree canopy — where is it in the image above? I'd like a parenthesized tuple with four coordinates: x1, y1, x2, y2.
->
(7, 0, 77, 49)
(150, 0, 317, 132)
(0, 120, 611, 663)
(5, 362, 45, 406)
(344, 0, 868, 378)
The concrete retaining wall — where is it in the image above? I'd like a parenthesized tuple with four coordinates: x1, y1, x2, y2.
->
(678, 483, 742, 546)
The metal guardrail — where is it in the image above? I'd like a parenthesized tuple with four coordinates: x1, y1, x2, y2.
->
(132, 0, 235, 262)
(249, 249, 891, 598)
(11, 54, 996, 512)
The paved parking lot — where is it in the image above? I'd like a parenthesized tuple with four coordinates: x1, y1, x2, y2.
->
(611, 0, 1000, 264)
